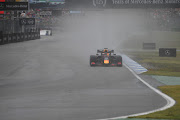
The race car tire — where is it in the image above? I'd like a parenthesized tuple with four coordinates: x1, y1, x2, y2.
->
(116, 56, 123, 67)
(90, 55, 97, 66)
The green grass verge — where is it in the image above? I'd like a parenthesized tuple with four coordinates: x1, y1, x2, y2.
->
(123, 51, 180, 120)
(144, 71, 180, 77)
(124, 51, 180, 77)
(130, 85, 180, 120)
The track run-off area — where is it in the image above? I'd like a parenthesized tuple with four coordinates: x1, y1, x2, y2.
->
(0, 9, 172, 120)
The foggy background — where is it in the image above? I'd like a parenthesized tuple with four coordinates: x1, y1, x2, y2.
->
(53, 8, 180, 53)
(0, 8, 177, 120)
(54, 9, 149, 54)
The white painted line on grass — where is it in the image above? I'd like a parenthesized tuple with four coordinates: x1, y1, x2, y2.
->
(96, 63, 176, 120)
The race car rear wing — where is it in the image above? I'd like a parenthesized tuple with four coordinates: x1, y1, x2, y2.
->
(97, 49, 114, 53)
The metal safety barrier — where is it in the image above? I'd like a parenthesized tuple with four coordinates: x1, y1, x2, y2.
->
(0, 31, 40, 45)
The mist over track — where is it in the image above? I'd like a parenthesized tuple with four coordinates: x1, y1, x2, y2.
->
(0, 9, 166, 120)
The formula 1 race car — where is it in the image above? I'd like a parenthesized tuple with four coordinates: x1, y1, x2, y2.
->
(90, 48, 122, 67)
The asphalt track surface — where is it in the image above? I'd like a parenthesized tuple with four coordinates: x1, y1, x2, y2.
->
(0, 10, 167, 120)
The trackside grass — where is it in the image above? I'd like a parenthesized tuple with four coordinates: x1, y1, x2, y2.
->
(130, 85, 180, 120)
(124, 51, 180, 77)
(123, 51, 180, 120)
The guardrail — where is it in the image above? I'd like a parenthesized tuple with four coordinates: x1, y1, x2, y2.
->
(0, 31, 40, 45)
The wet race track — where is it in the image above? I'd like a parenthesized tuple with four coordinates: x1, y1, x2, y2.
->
(0, 10, 167, 120)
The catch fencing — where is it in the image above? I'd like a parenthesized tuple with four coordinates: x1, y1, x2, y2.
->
(0, 19, 41, 45)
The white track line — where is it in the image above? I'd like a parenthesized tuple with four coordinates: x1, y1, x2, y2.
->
(96, 63, 176, 120)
